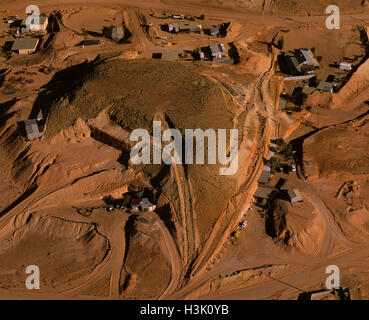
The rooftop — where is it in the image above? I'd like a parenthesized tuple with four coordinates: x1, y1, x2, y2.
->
(288, 189, 302, 201)
(24, 119, 43, 140)
(169, 21, 202, 32)
(316, 81, 334, 92)
(111, 26, 124, 40)
(254, 187, 274, 199)
(11, 38, 39, 51)
(258, 171, 270, 185)
(209, 43, 226, 57)
(297, 49, 320, 67)
(161, 51, 179, 60)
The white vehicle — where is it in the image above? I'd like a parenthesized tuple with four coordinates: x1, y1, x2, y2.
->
(140, 198, 156, 212)
(239, 220, 248, 229)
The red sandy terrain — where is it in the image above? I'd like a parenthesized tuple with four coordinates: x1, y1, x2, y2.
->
(0, 0, 368, 300)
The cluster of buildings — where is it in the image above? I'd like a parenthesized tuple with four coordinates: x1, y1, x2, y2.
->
(278, 49, 320, 77)
(153, 42, 233, 64)
(162, 21, 227, 37)
(278, 48, 354, 112)
(8, 14, 49, 54)
(8, 13, 124, 54)
(159, 12, 228, 37)
(253, 138, 303, 205)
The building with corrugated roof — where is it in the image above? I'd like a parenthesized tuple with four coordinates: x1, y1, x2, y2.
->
(278, 49, 319, 76)
(23, 119, 43, 140)
(288, 189, 303, 203)
(209, 43, 226, 58)
(167, 21, 202, 33)
(254, 187, 274, 200)
(11, 38, 39, 54)
(258, 170, 270, 185)
(316, 81, 334, 93)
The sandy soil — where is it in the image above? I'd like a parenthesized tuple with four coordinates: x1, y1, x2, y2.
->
(0, 0, 368, 300)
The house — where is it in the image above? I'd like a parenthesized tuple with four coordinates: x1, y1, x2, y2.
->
(278, 49, 319, 76)
(23, 119, 43, 140)
(316, 81, 334, 93)
(209, 43, 226, 58)
(254, 187, 274, 200)
(111, 26, 124, 41)
(288, 189, 303, 203)
(21, 15, 48, 31)
(11, 38, 39, 54)
(278, 52, 300, 76)
(168, 21, 202, 33)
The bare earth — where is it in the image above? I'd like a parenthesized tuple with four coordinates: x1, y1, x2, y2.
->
(0, 0, 368, 300)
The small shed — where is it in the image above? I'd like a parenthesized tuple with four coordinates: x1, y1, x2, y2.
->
(288, 189, 303, 203)
(111, 26, 124, 41)
(172, 14, 185, 19)
(24, 119, 43, 140)
(339, 62, 352, 71)
(254, 187, 273, 200)
(209, 26, 220, 36)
